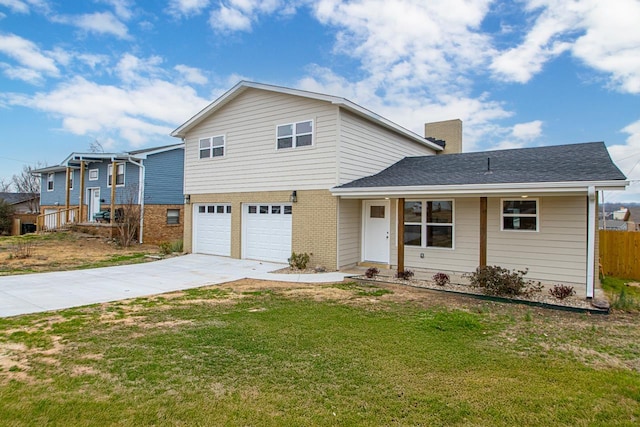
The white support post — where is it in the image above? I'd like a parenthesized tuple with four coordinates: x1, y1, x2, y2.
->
(586, 186, 596, 299)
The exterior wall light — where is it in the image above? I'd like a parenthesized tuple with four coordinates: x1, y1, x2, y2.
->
(184, 194, 191, 204)
(290, 190, 297, 203)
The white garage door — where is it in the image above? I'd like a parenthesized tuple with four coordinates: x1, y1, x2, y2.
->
(193, 204, 231, 256)
(243, 203, 292, 263)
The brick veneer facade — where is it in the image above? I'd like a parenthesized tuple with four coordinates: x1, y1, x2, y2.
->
(143, 204, 184, 244)
(184, 190, 338, 270)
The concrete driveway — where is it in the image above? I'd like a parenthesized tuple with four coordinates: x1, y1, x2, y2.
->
(0, 254, 353, 318)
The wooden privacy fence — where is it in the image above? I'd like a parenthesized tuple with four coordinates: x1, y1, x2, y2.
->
(599, 230, 640, 280)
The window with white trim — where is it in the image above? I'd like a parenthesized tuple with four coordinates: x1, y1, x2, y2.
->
(403, 200, 454, 248)
(47, 173, 54, 191)
(277, 120, 313, 149)
(501, 199, 538, 231)
(107, 163, 125, 187)
(89, 169, 98, 181)
(68, 170, 73, 190)
(199, 135, 225, 159)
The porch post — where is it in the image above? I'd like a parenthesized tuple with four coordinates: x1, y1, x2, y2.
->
(110, 160, 117, 223)
(586, 187, 596, 298)
(65, 167, 71, 222)
(398, 198, 405, 273)
(79, 161, 85, 222)
(480, 197, 487, 267)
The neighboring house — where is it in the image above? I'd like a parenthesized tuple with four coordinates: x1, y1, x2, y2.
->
(171, 81, 627, 299)
(33, 143, 184, 244)
(0, 192, 39, 214)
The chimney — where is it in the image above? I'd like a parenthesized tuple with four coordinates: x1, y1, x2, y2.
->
(425, 119, 462, 154)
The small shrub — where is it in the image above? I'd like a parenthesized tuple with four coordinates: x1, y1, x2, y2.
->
(395, 269, 414, 280)
(549, 284, 576, 300)
(11, 240, 35, 259)
(610, 288, 640, 312)
(364, 267, 380, 279)
(288, 252, 311, 270)
(432, 272, 450, 286)
(159, 241, 172, 255)
(465, 265, 542, 298)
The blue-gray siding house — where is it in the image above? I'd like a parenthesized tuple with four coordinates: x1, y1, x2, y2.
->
(34, 143, 184, 244)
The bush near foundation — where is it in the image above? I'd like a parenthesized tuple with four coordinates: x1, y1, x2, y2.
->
(466, 266, 542, 298)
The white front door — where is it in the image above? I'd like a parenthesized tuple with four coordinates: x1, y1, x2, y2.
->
(363, 200, 390, 263)
(88, 188, 100, 222)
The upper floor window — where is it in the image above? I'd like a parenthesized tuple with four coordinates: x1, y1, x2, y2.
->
(108, 163, 125, 187)
(89, 169, 98, 181)
(47, 173, 54, 191)
(502, 199, 538, 231)
(199, 135, 225, 159)
(277, 120, 313, 149)
(403, 200, 454, 248)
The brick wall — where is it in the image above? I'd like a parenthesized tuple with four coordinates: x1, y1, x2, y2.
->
(185, 190, 338, 269)
(143, 204, 184, 244)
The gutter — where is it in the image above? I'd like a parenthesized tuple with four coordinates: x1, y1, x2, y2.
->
(331, 180, 629, 197)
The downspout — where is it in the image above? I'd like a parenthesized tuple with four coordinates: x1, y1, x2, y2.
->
(586, 186, 596, 299)
(129, 158, 145, 244)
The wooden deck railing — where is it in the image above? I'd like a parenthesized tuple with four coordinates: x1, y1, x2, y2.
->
(37, 207, 80, 232)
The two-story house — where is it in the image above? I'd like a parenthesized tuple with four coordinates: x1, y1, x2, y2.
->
(34, 143, 184, 244)
(171, 81, 627, 299)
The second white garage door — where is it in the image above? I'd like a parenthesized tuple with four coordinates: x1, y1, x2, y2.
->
(242, 203, 292, 263)
(193, 204, 231, 256)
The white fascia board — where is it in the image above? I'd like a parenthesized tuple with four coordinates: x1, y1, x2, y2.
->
(331, 180, 629, 198)
(169, 81, 443, 151)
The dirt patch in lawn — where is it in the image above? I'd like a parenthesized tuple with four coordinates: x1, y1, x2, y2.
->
(0, 231, 160, 275)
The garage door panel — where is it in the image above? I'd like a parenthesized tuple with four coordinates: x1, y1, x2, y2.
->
(243, 203, 292, 263)
(193, 204, 231, 256)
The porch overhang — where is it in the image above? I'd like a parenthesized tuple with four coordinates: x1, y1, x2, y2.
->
(330, 180, 628, 198)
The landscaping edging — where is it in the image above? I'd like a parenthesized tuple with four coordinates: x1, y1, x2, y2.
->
(353, 276, 610, 315)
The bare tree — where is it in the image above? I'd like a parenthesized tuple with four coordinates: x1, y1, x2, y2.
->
(12, 164, 42, 213)
(89, 139, 104, 153)
(114, 184, 140, 247)
(0, 178, 12, 192)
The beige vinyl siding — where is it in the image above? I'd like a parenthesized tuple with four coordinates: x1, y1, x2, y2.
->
(392, 197, 480, 272)
(184, 89, 339, 194)
(487, 195, 587, 284)
(338, 110, 436, 185)
(337, 198, 361, 267)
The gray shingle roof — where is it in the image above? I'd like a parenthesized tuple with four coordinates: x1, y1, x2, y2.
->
(337, 142, 626, 189)
(0, 192, 37, 205)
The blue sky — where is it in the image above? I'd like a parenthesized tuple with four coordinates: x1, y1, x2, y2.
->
(0, 0, 639, 202)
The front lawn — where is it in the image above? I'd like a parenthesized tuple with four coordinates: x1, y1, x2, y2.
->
(1, 280, 639, 426)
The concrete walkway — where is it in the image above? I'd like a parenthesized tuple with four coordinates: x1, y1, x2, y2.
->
(0, 254, 354, 318)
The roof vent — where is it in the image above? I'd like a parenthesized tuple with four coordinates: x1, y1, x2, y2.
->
(485, 157, 493, 175)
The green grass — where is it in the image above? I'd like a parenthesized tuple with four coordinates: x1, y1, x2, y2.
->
(1, 284, 639, 426)
(602, 276, 640, 312)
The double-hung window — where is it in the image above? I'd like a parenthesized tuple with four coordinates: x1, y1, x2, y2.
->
(166, 209, 180, 225)
(47, 173, 54, 191)
(501, 199, 538, 231)
(403, 200, 454, 248)
(89, 169, 98, 181)
(199, 136, 225, 159)
(277, 120, 313, 149)
(108, 163, 125, 187)
(68, 170, 74, 190)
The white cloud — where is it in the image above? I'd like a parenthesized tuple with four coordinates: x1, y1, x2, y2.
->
(115, 53, 164, 83)
(0, 0, 29, 13)
(512, 120, 543, 141)
(167, 0, 210, 18)
(607, 119, 640, 202)
(4, 75, 210, 145)
(490, 0, 640, 94)
(1, 64, 44, 84)
(175, 64, 208, 85)
(100, 0, 133, 21)
(0, 33, 59, 81)
(53, 11, 130, 39)
(208, 0, 292, 32)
